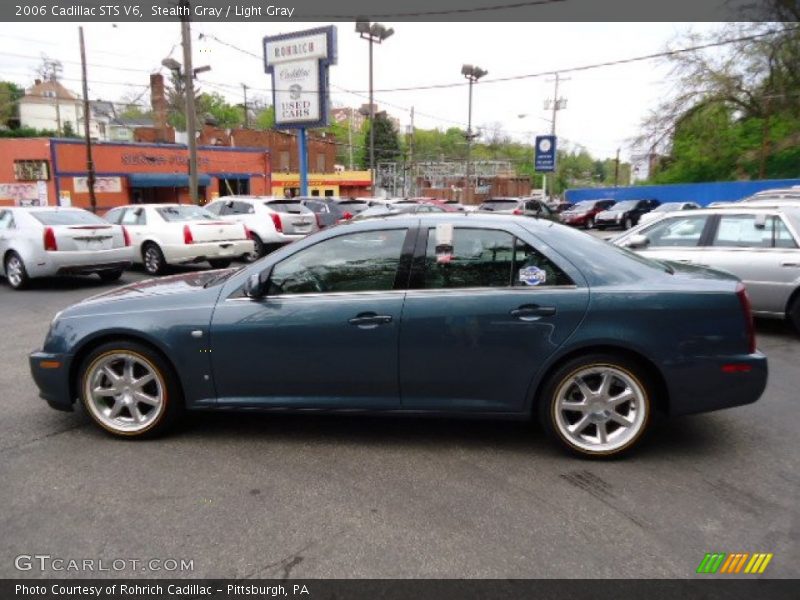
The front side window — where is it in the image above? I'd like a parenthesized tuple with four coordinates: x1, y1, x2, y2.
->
(0, 210, 13, 230)
(121, 208, 146, 226)
(640, 215, 709, 247)
(421, 227, 571, 289)
(269, 229, 407, 295)
(156, 206, 216, 222)
(712, 215, 773, 248)
(205, 202, 222, 215)
(774, 218, 798, 249)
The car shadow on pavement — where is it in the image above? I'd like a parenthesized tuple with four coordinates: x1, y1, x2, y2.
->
(755, 317, 797, 340)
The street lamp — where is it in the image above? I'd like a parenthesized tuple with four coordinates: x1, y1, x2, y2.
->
(160, 54, 210, 205)
(356, 19, 394, 187)
(461, 64, 487, 205)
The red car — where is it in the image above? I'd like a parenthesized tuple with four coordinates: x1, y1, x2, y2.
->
(559, 199, 616, 229)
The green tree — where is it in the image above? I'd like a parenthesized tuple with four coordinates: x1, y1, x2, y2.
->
(0, 81, 24, 128)
(253, 105, 275, 130)
(196, 92, 244, 128)
(358, 112, 401, 169)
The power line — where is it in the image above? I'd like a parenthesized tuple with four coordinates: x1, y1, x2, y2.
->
(304, 0, 566, 18)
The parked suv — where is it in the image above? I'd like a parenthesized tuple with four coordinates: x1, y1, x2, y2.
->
(595, 199, 660, 230)
(206, 196, 318, 260)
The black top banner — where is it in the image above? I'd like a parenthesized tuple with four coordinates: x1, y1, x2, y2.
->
(3, 579, 800, 600)
(2, 0, 794, 22)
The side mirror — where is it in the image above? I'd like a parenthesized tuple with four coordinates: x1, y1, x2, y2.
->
(624, 234, 650, 249)
(243, 273, 263, 299)
(754, 214, 767, 229)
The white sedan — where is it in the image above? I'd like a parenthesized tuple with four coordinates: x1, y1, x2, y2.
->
(104, 204, 253, 275)
(637, 201, 701, 226)
(0, 206, 133, 290)
(205, 196, 318, 259)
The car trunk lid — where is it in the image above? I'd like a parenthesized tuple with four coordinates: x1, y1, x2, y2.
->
(264, 200, 317, 235)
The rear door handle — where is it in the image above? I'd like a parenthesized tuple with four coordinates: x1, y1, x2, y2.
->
(510, 305, 556, 321)
(780, 261, 800, 267)
(348, 313, 393, 329)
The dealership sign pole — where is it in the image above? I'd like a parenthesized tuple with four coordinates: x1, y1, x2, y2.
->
(264, 26, 337, 197)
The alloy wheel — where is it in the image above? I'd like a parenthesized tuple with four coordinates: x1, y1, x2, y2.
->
(6, 255, 23, 288)
(144, 247, 161, 274)
(553, 365, 647, 454)
(84, 352, 165, 434)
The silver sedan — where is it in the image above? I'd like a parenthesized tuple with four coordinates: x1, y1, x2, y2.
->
(0, 207, 133, 290)
(612, 205, 800, 331)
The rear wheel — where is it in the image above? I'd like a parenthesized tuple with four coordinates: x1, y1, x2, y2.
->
(98, 269, 124, 283)
(208, 258, 232, 269)
(142, 243, 166, 276)
(538, 353, 653, 458)
(243, 233, 265, 262)
(4, 252, 30, 290)
(623, 217, 633, 230)
(78, 341, 183, 439)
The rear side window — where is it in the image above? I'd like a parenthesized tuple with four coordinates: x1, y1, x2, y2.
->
(31, 210, 108, 226)
(640, 215, 709, 248)
(711, 215, 773, 248)
(420, 227, 572, 289)
(156, 206, 216, 222)
(0, 210, 13, 230)
(104, 208, 123, 224)
(121, 208, 146, 226)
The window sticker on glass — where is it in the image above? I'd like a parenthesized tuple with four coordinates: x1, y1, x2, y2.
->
(435, 223, 454, 264)
(518, 265, 547, 286)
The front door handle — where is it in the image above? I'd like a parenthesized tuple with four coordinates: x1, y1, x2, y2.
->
(510, 304, 556, 321)
(780, 261, 800, 267)
(348, 312, 393, 329)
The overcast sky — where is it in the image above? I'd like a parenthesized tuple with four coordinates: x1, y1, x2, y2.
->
(0, 21, 724, 160)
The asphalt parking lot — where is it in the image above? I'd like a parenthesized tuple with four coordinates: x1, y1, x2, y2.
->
(1, 263, 799, 579)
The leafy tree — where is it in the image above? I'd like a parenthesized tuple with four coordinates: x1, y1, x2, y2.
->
(358, 112, 402, 169)
(61, 121, 78, 138)
(196, 92, 244, 128)
(253, 105, 275, 130)
(0, 81, 24, 128)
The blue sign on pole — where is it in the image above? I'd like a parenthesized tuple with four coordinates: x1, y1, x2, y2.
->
(535, 135, 557, 173)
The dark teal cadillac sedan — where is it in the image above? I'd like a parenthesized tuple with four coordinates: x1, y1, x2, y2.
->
(29, 214, 767, 457)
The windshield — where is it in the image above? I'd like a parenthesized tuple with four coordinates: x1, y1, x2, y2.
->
(610, 201, 639, 211)
(653, 203, 681, 212)
(31, 210, 109, 226)
(571, 201, 601, 211)
(265, 201, 311, 214)
(156, 206, 217, 222)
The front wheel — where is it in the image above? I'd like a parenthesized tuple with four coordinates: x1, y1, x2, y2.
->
(242, 233, 265, 263)
(78, 341, 183, 439)
(208, 258, 232, 269)
(584, 217, 594, 230)
(623, 217, 633, 230)
(538, 353, 653, 458)
(4, 252, 30, 290)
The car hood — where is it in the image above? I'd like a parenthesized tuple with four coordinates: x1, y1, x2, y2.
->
(597, 210, 622, 218)
(79, 270, 233, 305)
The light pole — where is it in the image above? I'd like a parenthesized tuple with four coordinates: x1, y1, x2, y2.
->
(161, 52, 210, 205)
(461, 64, 487, 205)
(356, 20, 394, 188)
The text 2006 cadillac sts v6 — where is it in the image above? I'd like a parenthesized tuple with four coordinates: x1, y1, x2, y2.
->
(29, 214, 767, 458)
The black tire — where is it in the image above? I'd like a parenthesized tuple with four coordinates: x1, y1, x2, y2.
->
(584, 217, 594, 230)
(78, 340, 184, 439)
(142, 243, 166, 276)
(624, 217, 633, 230)
(788, 294, 800, 334)
(208, 258, 232, 269)
(4, 251, 30, 290)
(98, 269, 124, 283)
(243, 233, 265, 263)
(596, 224, 606, 231)
(538, 353, 653, 458)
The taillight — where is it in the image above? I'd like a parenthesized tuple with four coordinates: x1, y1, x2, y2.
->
(43, 227, 57, 251)
(512, 208, 523, 215)
(342, 211, 353, 220)
(183, 225, 194, 244)
(243, 224, 252, 239)
(736, 282, 756, 353)
(122, 226, 131, 247)
(315, 213, 323, 229)
(271, 213, 283, 233)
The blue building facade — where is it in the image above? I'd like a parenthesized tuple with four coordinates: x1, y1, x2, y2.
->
(564, 178, 800, 207)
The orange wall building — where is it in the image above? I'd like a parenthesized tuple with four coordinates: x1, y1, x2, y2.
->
(0, 138, 270, 210)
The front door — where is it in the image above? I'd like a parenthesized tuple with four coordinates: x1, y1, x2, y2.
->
(209, 227, 412, 409)
(398, 224, 589, 413)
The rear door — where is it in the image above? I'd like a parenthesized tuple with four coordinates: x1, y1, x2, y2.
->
(398, 223, 589, 413)
(634, 213, 715, 266)
(701, 213, 800, 314)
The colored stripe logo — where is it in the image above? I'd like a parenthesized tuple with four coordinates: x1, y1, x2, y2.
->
(697, 552, 773, 574)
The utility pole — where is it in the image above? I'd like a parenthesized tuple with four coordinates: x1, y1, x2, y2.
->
(241, 83, 249, 128)
(462, 65, 488, 204)
(180, 0, 199, 204)
(614, 147, 621, 188)
(348, 109, 354, 170)
(408, 106, 415, 196)
(544, 72, 569, 200)
(78, 26, 97, 213)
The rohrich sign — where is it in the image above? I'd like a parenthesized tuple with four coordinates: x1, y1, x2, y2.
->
(264, 26, 337, 129)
